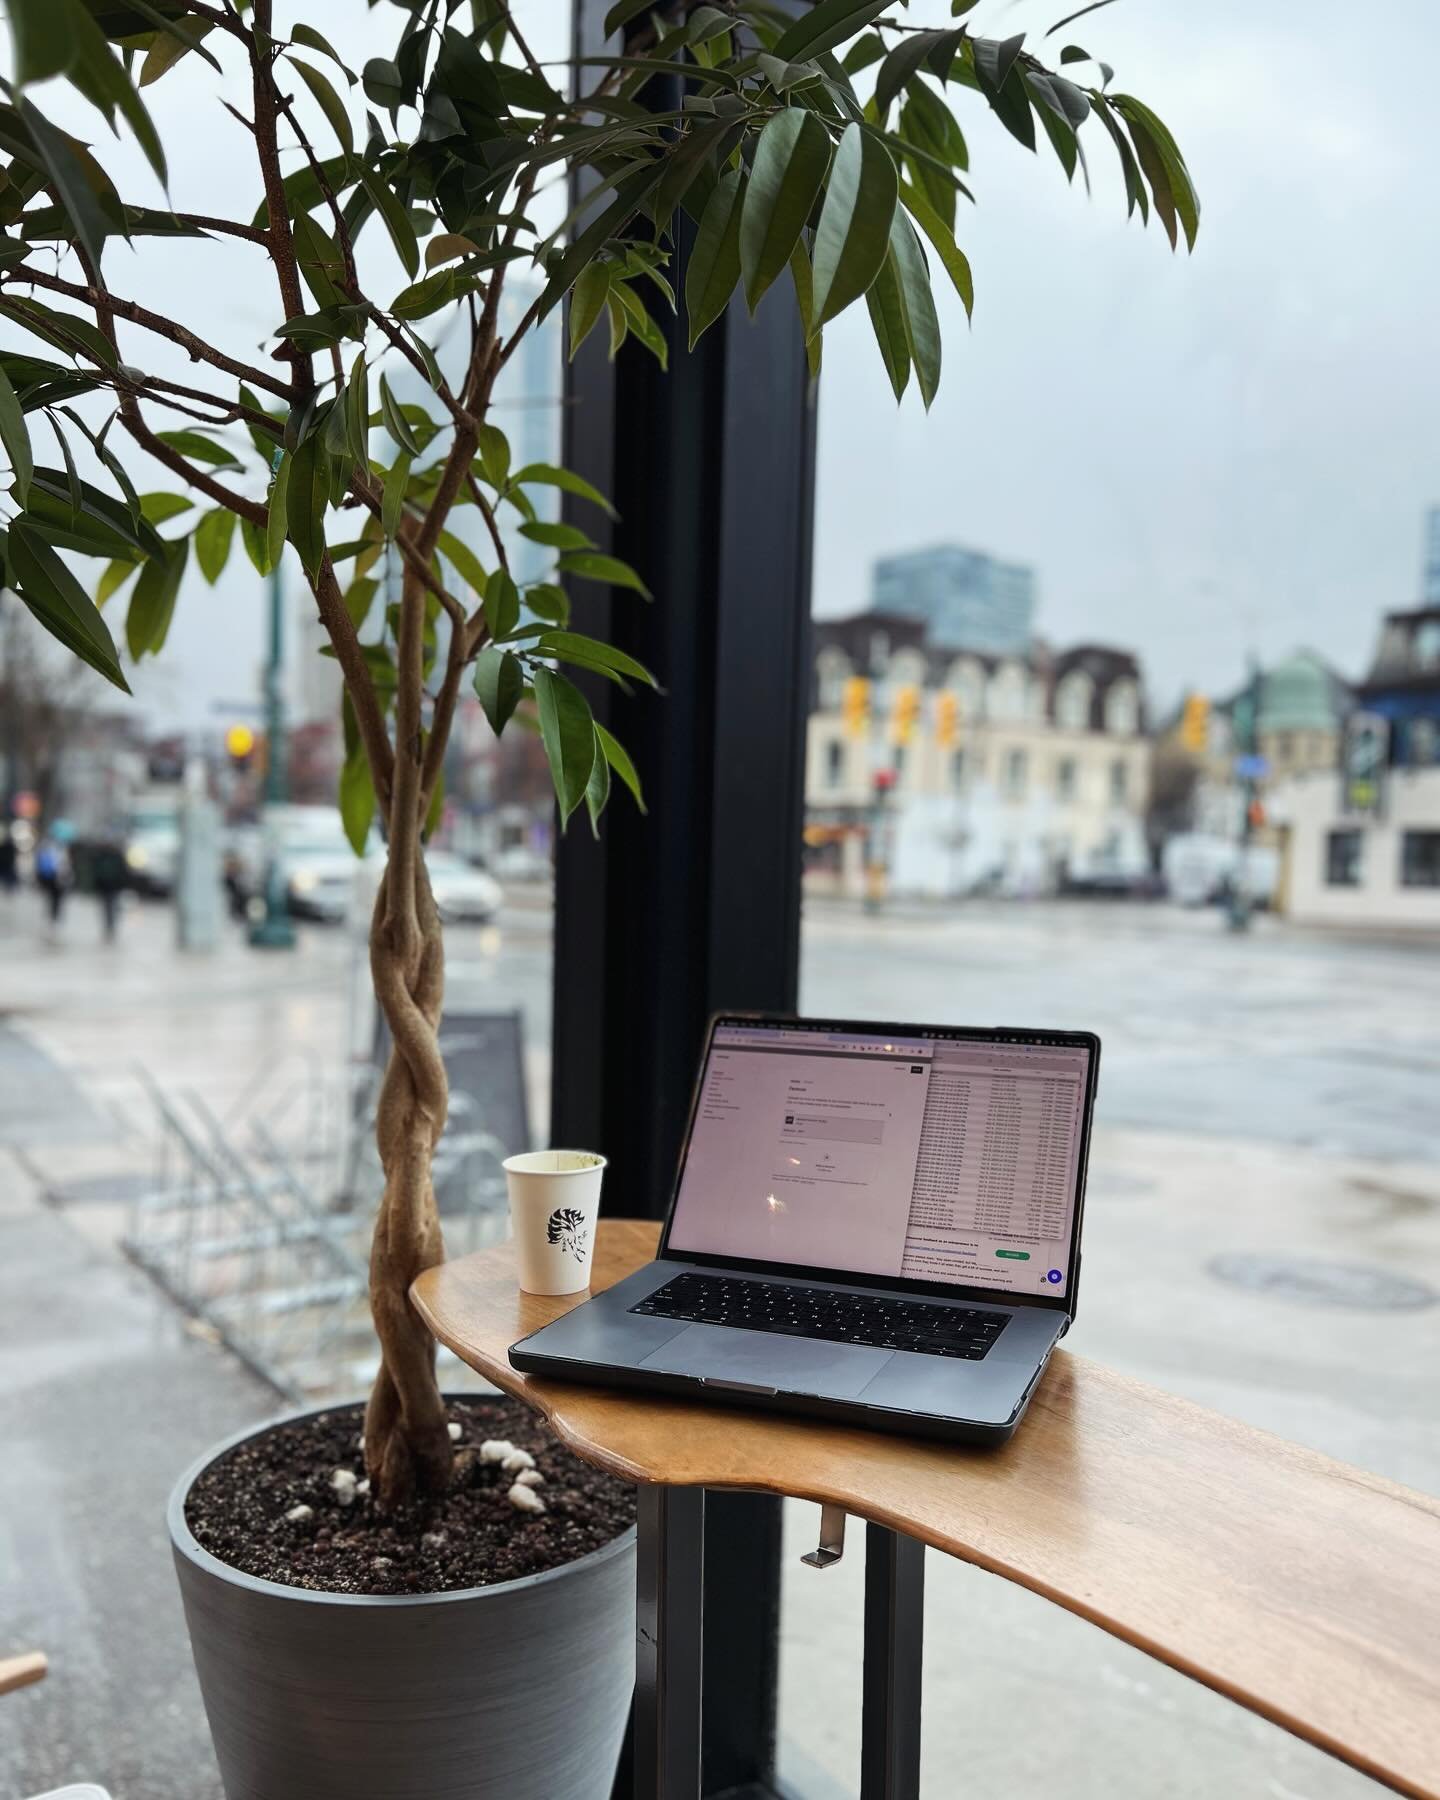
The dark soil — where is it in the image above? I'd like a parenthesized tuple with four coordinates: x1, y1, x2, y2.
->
(184, 1396, 636, 1596)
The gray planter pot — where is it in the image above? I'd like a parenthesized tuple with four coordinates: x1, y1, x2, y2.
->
(168, 1405, 636, 1800)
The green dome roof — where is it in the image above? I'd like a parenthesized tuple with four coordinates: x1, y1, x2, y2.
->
(1256, 652, 1342, 733)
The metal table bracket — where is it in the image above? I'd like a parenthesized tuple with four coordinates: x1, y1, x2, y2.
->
(800, 1502, 847, 1570)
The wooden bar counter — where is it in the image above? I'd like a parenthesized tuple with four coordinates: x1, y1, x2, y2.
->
(412, 1219, 1440, 1800)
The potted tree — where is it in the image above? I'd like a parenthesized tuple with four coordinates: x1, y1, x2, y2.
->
(0, 0, 1195, 1794)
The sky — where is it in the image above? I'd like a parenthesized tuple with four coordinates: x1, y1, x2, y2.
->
(8, 0, 1440, 725)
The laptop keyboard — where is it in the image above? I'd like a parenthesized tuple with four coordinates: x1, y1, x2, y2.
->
(631, 1272, 1009, 1361)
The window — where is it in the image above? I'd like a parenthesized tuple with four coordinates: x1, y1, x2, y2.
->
(1417, 621, 1440, 669)
(989, 662, 1027, 722)
(1401, 832, 1440, 888)
(1055, 671, 1092, 731)
(1408, 718, 1438, 767)
(892, 744, 907, 780)
(1055, 757, 1077, 801)
(945, 657, 985, 723)
(1104, 679, 1139, 736)
(1004, 748, 1027, 797)
(825, 740, 846, 787)
(1109, 758, 1129, 803)
(816, 647, 852, 711)
(1325, 829, 1363, 887)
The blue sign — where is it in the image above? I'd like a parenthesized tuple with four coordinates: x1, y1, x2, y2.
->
(1234, 754, 1269, 780)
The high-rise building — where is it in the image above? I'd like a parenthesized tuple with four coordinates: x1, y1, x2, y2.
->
(871, 544, 1036, 655)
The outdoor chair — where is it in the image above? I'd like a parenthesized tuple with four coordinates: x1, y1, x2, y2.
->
(1, 1652, 114, 1800)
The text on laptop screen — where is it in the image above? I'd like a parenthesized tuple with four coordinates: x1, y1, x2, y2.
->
(667, 1024, 1093, 1298)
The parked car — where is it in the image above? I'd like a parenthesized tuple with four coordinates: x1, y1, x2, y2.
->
(285, 838, 363, 922)
(123, 799, 182, 896)
(425, 851, 503, 923)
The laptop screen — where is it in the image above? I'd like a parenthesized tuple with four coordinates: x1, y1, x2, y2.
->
(665, 1020, 1095, 1300)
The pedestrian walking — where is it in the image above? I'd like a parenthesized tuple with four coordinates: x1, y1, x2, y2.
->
(34, 835, 70, 931)
(0, 829, 17, 895)
(92, 837, 127, 943)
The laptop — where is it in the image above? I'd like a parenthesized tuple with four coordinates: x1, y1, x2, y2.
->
(509, 1014, 1100, 1444)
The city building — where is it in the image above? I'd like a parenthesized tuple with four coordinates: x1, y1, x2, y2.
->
(870, 544, 1036, 657)
(806, 612, 1150, 898)
(1269, 606, 1440, 929)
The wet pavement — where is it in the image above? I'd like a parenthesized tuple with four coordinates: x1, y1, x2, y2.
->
(1, 889, 1437, 1799)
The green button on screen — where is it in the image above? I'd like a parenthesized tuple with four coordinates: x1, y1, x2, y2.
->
(995, 1250, 1031, 1260)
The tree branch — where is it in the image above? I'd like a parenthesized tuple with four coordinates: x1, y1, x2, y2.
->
(251, 0, 309, 385)
(314, 556, 395, 807)
(175, 212, 270, 245)
(3, 265, 291, 398)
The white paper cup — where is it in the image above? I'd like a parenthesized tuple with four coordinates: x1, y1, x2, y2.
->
(503, 1149, 607, 1295)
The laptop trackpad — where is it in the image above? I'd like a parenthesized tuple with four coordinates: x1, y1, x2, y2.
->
(638, 1323, 889, 1399)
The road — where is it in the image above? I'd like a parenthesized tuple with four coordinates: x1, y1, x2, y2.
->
(1, 889, 1436, 1800)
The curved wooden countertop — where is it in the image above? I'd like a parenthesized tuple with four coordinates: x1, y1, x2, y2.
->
(412, 1220, 1440, 1800)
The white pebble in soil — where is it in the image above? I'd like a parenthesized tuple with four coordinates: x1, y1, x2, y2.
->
(355, 1478, 370, 1497)
(501, 1448, 536, 1474)
(513, 1468, 545, 1490)
(421, 1531, 448, 1553)
(330, 1468, 358, 1505)
(507, 1482, 546, 1515)
(372, 1557, 393, 1572)
(447, 1422, 463, 1442)
(479, 1439, 514, 1464)
(285, 1504, 315, 1524)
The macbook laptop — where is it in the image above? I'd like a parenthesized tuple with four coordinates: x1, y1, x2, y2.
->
(509, 1014, 1100, 1443)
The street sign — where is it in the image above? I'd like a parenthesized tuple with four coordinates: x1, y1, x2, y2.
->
(1234, 753, 1269, 781)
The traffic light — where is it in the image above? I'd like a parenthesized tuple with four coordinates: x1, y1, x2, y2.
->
(225, 723, 257, 767)
(1180, 693, 1210, 754)
(935, 691, 960, 749)
(891, 683, 921, 745)
(841, 676, 871, 739)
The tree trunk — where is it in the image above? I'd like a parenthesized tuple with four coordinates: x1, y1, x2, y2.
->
(363, 849, 453, 1506)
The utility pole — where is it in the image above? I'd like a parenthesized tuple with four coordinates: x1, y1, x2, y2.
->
(1227, 658, 1265, 933)
(249, 562, 296, 950)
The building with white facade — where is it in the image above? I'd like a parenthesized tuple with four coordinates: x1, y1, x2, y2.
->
(805, 613, 1150, 898)
(1269, 606, 1440, 930)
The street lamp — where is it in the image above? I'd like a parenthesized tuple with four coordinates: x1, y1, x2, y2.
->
(249, 562, 296, 950)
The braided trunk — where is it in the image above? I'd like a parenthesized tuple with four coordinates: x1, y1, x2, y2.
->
(362, 849, 453, 1506)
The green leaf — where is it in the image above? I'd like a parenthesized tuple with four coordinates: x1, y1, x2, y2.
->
(898, 180, 973, 317)
(532, 665, 597, 824)
(875, 29, 965, 119)
(972, 33, 1027, 92)
(8, 0, 74, 82)
(344, 354, 371, 463)
(524, 582, 570, 626)
(125, 539, 188, 660)
(361, 168, 420, 279)
(14, 99, 114, 269)
(685, 169, 744, 351)
(888, 213, 941, 408)
(290, 58, 354, 158)
(8, 520, 130, 691)
(772, 0, 892, 66)
(1045, 0, 1118, 35)
(740, 108, 832, 313)
(567, 262, 610, 362)
(595, 721, 646, 813)
(194, 507, 237, 585)
(391, 268, 463, 320)
(473, 645, 525, 735)
(18, 0, 167, 181)
(483, 568, 520, 640)
(0, 362, 33, 505)
(362, 56, 405, 111)
(1114, 95, 1199, 250)
(437, 529, 489, 597)
(286, 435, 329, 578)
(538, 631, 658, 687)
(378, 373, 419, 454)
(344, 575, 378, 628)
(291, 24, 354, 80)
(512, 462, 617, 519)
(583, 725, 610, 835)
(96, 558, 136, 608)
(789, 240, 822, 380)
(558, 551, 652, 600)
(139, 492, 193, 524)
(522, 520, 594, 551)
(477, 425, 510, 490)
(155, 429, 241, 469)
(425, 232, 480, 269)
(240, 516, 268, 575)
(382, 451, 412, 538)
(266, 456, 288, 573)
(423, 767, 445, 841)
(865, 253, 910, 401)
(610, 283, 669, 369)
(811, 125, 898, 329)
(338, 745, 375, 854)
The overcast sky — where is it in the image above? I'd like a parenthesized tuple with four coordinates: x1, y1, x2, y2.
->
(12, 0, 1440, 723)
